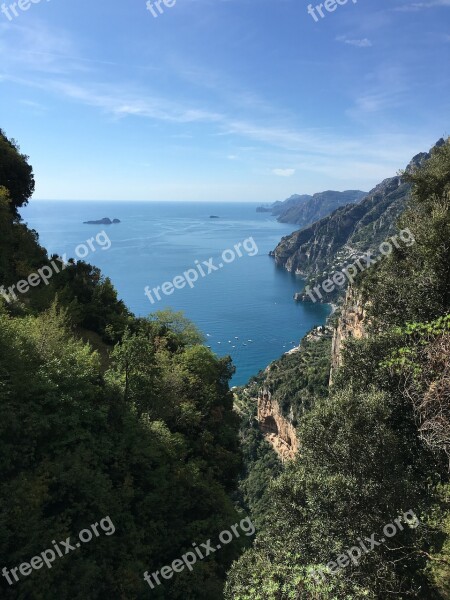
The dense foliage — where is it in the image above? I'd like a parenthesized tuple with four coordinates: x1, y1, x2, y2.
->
(0, 136, 245, 599)
(225, 139, 450, 599)
(0, 130, 35, 213)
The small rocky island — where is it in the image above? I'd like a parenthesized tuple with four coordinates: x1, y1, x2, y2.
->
(83, 217, 121, 225)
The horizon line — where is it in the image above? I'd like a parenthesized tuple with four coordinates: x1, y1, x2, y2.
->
(29, 198, 267, 203)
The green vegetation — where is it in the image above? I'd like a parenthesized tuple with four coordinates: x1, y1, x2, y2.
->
(226, 139, 450, 598)
(0, 130, 246, 599)
(234, 332, 332, 529)
(255, 335, 332, 420)
(0, 129, 35, 214)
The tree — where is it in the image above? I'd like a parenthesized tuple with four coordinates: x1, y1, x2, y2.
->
(0, 129, 35, 213)
(361, 138, 450, 325)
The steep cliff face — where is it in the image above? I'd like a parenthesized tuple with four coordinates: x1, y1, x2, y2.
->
(252, 293, 368, 455)
(330, 287, 368, 384)
(237, 333, 331, 463)
(275, 190, 366, 227)
(271, 174, 409, 277)
(271, 142, 444, 285)
(257, 388, 299, 461)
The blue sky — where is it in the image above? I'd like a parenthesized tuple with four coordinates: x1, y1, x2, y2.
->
(0, 0, 449, 201)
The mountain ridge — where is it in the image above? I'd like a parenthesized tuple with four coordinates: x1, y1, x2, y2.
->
(271, 139, 445, 300)
(257, 189, 367, 227)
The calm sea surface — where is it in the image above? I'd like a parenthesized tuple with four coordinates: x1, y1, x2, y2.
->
(21, 201, 330, 385)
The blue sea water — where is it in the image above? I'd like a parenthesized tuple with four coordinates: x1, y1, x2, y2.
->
(21, 201, 331, 385)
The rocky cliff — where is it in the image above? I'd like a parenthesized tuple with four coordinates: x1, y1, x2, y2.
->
(271, 174, 410, 277)
(271, 141, 444, 287)
(257, 388, 299, 461)
(330, 287, 368, 384)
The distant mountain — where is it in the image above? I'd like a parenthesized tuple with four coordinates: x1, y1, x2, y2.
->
(277, 190, 367, 227)
(271, 194, 312, 216)
(257, 194, 311, 214)
(271, 140, 445, 296)
(257, 190, 367, 228)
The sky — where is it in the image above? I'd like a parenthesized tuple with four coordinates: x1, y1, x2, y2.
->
(0, 0, 449, 202)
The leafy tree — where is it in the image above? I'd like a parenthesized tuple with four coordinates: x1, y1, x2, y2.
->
(106, 326, 161, 415)
(0, 129, 35, 213)
(0, 302, 245, 599)
(226, 384, 436, 599)
(360, 138, 450, 325)
(148, 308, 205, 348)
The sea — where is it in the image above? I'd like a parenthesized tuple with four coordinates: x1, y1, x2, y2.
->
(20, 201, 331, 385)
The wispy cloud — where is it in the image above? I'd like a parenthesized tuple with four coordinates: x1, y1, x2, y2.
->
(394, 0, 450, 11)
(0, 21, 83, 75)
(346, 64, 410, 119)
(273, 168, 295, 177)
(336, 36, 373, 48)
(3, 55, 433, 180)
(19, 98, 47, 110)
(15, 78, 225, 124)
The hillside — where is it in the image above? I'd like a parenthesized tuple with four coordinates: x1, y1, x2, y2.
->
(257, 190, 366, 227)
(226, 137, 450, 600)
(270, 140, 445, 300)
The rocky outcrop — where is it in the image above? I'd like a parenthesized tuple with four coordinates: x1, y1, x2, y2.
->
(330, 287, 368, 384)
(257, 388, 299, 461)
(83, 217, 120, 225)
